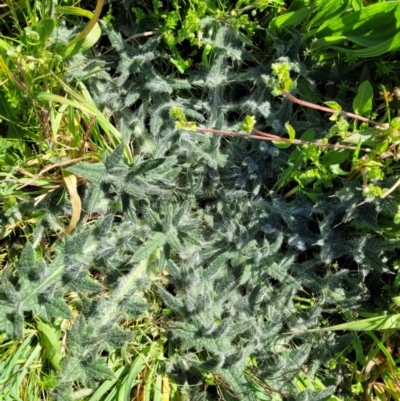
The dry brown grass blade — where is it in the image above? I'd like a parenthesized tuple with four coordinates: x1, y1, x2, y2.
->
(60, 171, 81, 238)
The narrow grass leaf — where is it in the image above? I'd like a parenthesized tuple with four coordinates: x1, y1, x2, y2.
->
(88, 366, 127, 401)
(122, 352, 149, 401)
(351, 335, 364, 365)
(366, 331, 397, 369)
(289, 314, 400, 334)
(154, 374, 162, 401)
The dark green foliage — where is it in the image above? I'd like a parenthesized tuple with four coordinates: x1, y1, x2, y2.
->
(2, 4, 400, 401)
(2, 134, 395, 399)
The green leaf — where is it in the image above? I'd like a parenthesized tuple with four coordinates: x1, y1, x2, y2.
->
(320, 150, 350, 166)
(270, 7, 310, 30)
(305, 2, 400, 57)
(0, 89, 23, 139)
(323, 101, 342, 111)
(44, 295, 73, 320)
(66, 161, 106, 183)
(393, 268, 400, 288)
(329, 164, 349, 175)
(65, 23, 102, 57)
(86, 358, 115, 381)
(290, 314, 400, 333)
(273, 123, 295, 149)
(122, 352, 149, 401)
(87, 366, 126, 401)
(351, 336, 364, 365)
(154, 374, 162, 401)
(297, 80, 322, 104)
(130, 158, 166, 176)
(307, 0, 351, 29)
(17, 242, 36, 276)
(131, 233, 167, 263)
(34, 18, 56, 48)
(36, 318, 62, 371)
(353, 80, 373, 116)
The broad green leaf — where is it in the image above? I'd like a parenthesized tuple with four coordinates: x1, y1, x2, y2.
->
(320, 150, 350, 166)
(343, 128, 387, 146)
(274, 129, 315, 189)
(270, 7, 310, 30)
(352, 0, 363, 11)
(66, 161, 107, 183)
(329, 164, 349, 175)
(308, 2, 400, 44)
(131, 158, 166, 176)
(36, 318, 62, 371)
(297, 79, 323, 104)
(203, 254, 227, 280)
(353, 80, 373, 116)
(34, 18, 56, 48)
(304, 2, 400, 57)
(307, 0, 351, 30)
(0, 38, 9, 51)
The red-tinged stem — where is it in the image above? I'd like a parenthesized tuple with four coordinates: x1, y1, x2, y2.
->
(282, 91, 387, 128)
(195, 127, 371, 152)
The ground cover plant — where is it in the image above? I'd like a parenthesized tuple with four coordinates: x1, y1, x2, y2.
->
(1, 0, 400, 400)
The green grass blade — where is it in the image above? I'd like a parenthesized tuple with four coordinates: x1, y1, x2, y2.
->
(366, 332, 397, 368)
(88, 366, 127, 401)
(289, 314, 400, 334)
(122, 352, 149, 401)
(154, 374, 162, 401)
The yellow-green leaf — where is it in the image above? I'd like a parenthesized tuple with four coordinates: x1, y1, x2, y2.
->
(64, 22, 101, 57)
(36, 318, 62, 371)
(272, 123, 295, 149)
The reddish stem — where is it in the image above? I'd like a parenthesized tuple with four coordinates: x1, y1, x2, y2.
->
(283, 91, 386, 128)
(195, 127, 371, 152)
